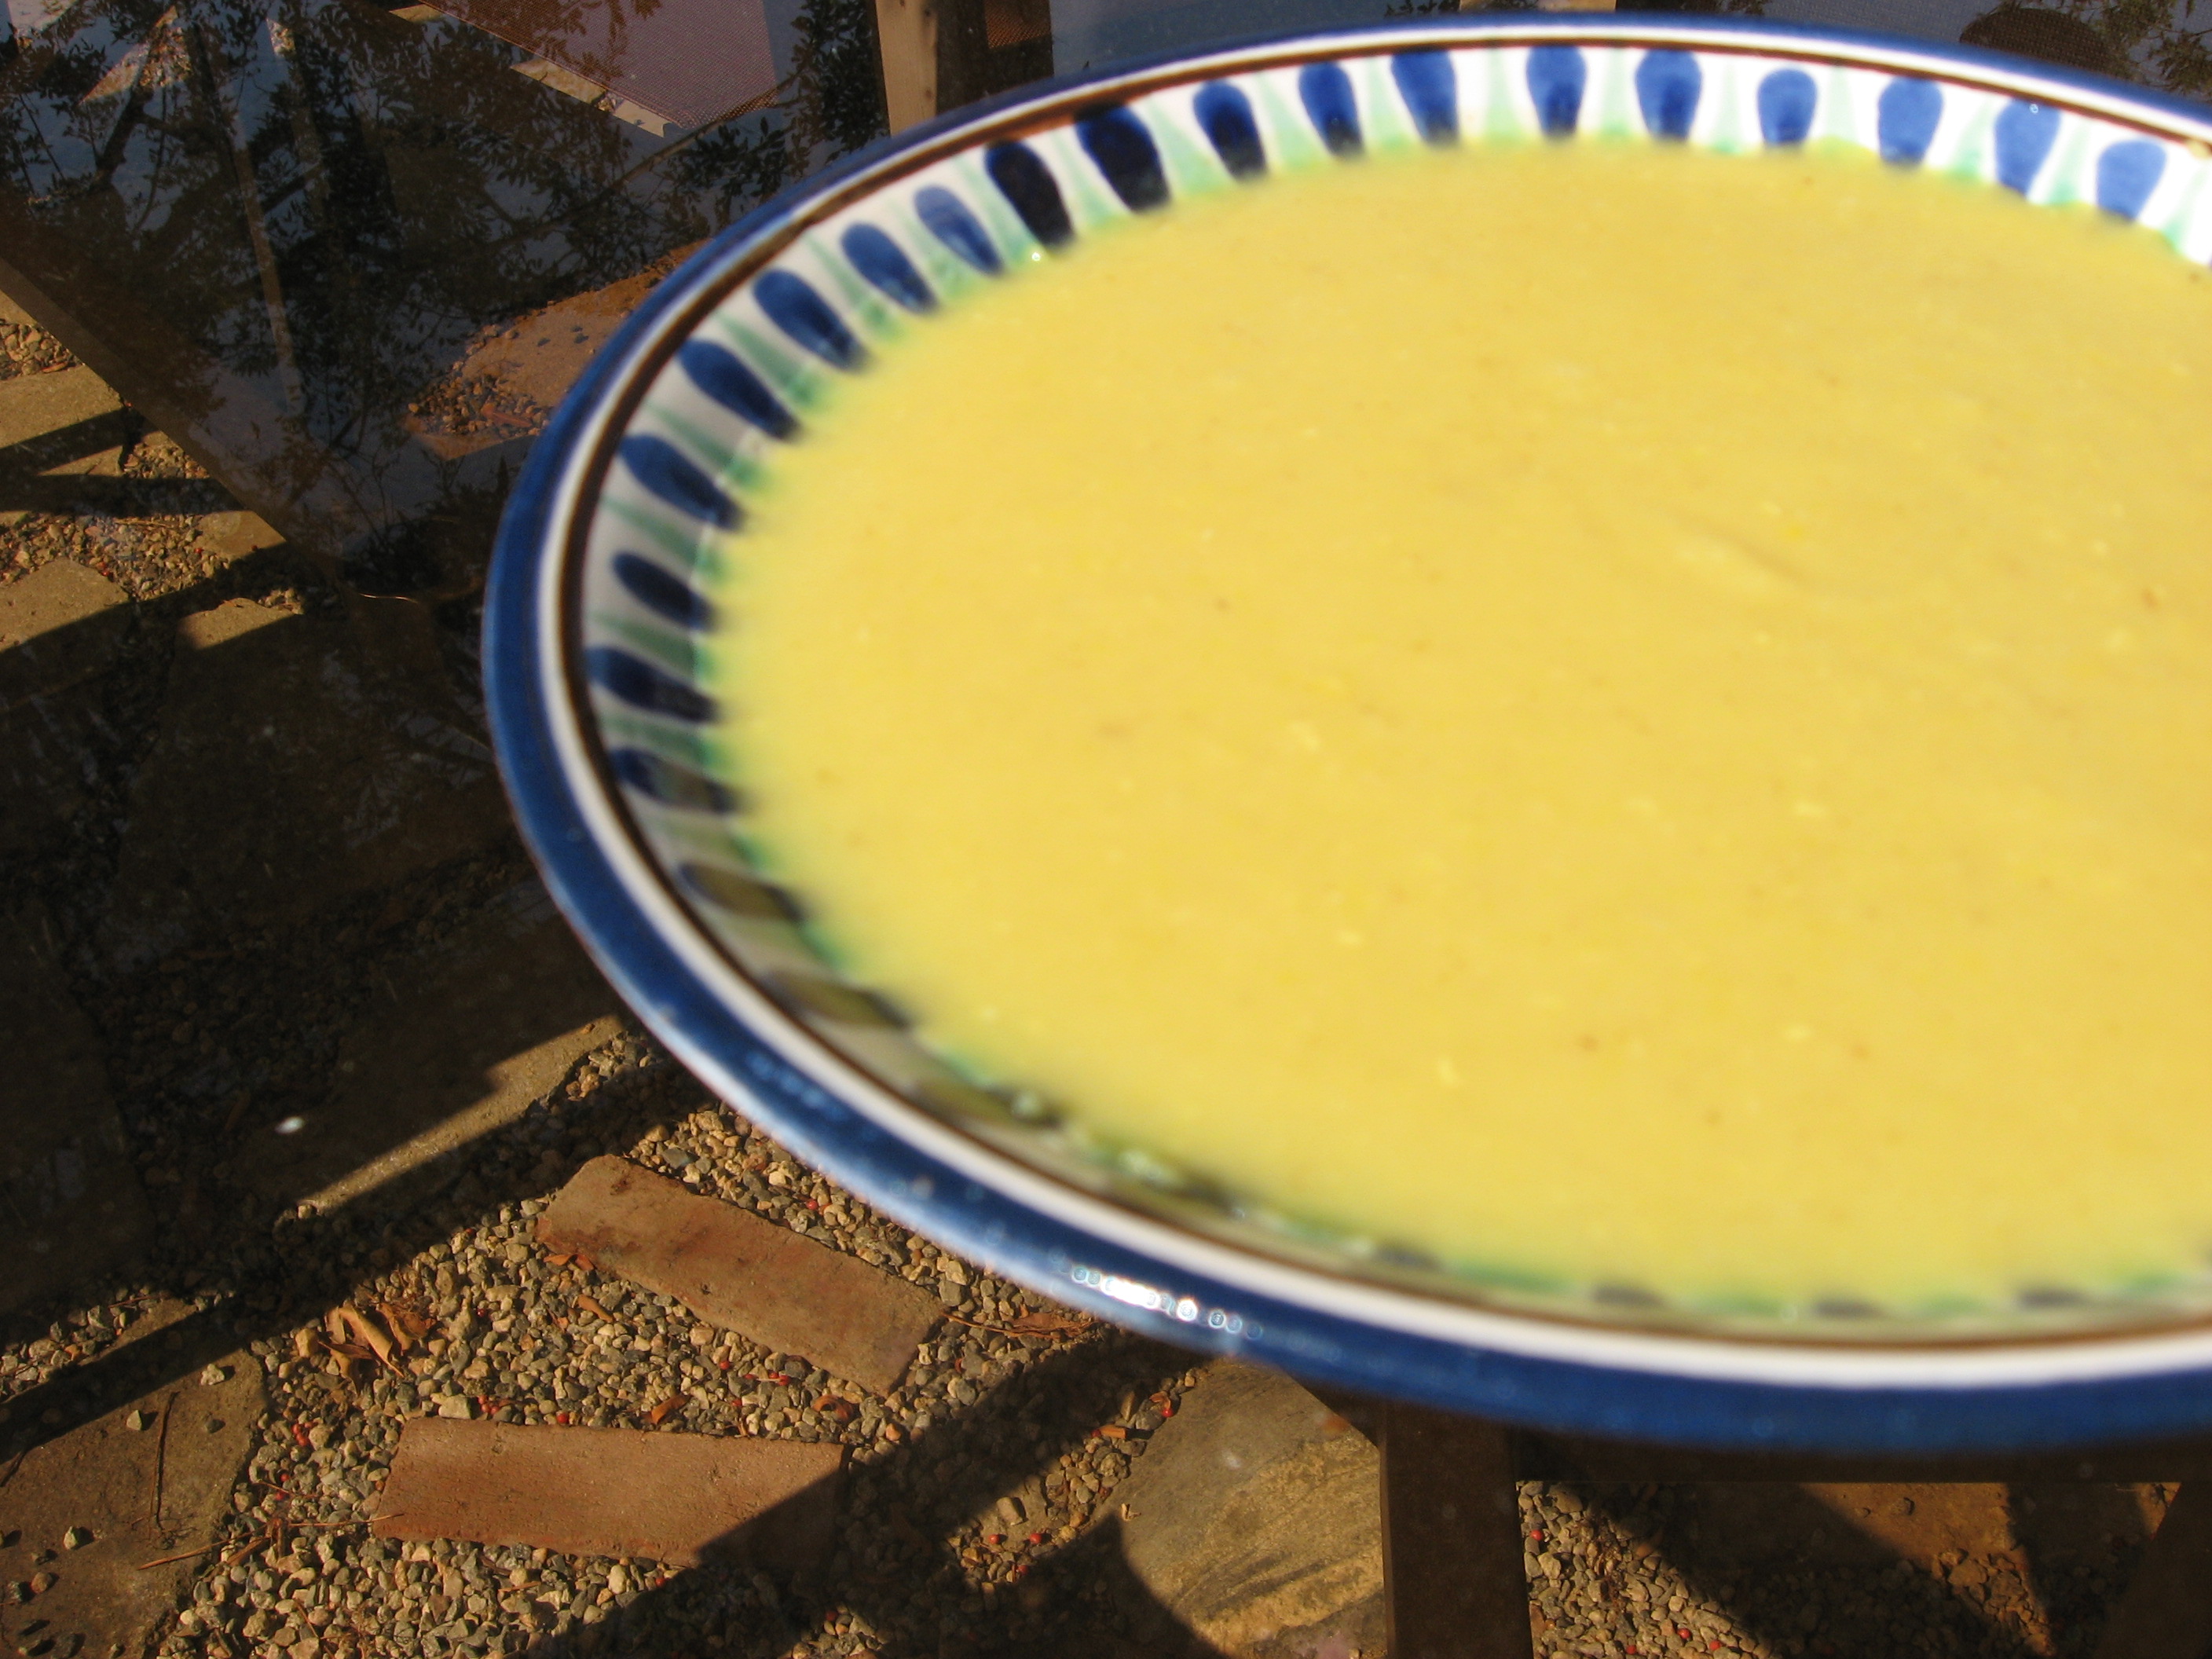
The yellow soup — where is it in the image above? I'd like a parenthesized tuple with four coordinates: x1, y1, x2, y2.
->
(716, 138, 2212, 1313)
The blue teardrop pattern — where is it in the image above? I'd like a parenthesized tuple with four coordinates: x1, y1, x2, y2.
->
(677, 342, 798, 441)
(680, 862, 805, 920)
(987, 141, 1075, 248)
(1392, 51, 1458, 146)
(588, 646, 719, 723)
(1635, 49, 1701, 141)
(610, 747, 738, 810)
(1299, 60, 1362, 156)
(755, 271, 867, 371)
(1079, 104, 1170, 211)
(1877, 77, 1943, 164)
(1994, 99, 2061, 194)
(916, 185, 1003, 273)
(841, 224, 936, 313)
(1525, 44, 1585, 137)
(2096, 139, 2166, 219)
(1756, 68, 1816, 146)
(613, 551, 716, 629)
(1194, 81, 1266, 179)
(620, 435, 739, 529)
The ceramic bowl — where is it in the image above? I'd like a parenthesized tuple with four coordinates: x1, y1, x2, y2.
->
(486, 12, 2212, 1450)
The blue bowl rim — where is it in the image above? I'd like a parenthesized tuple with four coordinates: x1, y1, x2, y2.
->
(486, 11, 2212, 1452)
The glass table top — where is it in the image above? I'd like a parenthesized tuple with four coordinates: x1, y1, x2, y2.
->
(3, 0, 2209, 597)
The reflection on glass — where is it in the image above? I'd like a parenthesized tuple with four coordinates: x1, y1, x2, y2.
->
(0, 0, 884, 581)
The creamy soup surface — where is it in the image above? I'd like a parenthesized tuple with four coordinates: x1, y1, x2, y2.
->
(712, 137, 2212, 1313)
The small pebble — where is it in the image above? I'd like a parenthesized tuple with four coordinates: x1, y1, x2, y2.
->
(60, 1529, 90, 1551)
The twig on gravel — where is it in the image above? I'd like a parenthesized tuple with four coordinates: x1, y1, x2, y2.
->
(150, 1391, 176, 1530)
(137, 1544, 215, 1570)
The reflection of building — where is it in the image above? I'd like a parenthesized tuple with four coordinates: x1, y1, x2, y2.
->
(422, 0, 778, 134)
(1960, 3, 2124, 77)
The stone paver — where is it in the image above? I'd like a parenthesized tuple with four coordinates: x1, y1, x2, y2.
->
(0, 903, 152, 1317)
(0, 557, 126, 856)
(0, 364, 131, 527)
(539, 1154, 942, 1394)
(240, 881, 621, 1212)
(0, 1342, 262, 1659)
(0, 555, 124, 709)
(1113, 1360, 1383, 1659)
(99, 592, 511, 965)
(372, 1419, 844, 1567)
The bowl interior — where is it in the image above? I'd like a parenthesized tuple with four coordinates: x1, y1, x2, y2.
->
(544, 19, 2212, 1352)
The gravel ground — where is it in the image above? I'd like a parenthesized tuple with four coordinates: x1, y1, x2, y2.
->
(0, 314, 2168, 1659)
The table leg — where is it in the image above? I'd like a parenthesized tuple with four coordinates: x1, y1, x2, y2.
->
(2093, 1484, 2212, 1659)
(1381, 1402, 1534, 1659)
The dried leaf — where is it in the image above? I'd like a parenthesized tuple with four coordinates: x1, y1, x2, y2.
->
(337, 1304, 397, 1371)
(577, 1295, 613, 1323)
(646, 1392, 689, 1426)
(378, 1302, 429, 1352)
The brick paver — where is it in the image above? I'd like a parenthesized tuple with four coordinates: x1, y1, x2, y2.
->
(372, 1419, 842, 1567)
(538, 1155, 940, 1393)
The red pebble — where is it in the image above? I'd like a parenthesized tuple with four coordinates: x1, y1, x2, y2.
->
(291, 1423, 311, 1448)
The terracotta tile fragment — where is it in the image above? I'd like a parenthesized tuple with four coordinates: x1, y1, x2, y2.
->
(372, 1419, 841, 1567)
(538, 1155, 940, 1393)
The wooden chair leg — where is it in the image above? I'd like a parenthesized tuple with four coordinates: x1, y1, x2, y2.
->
(2093, 1484, 2212, 1659)
(1381, 1402, 1534, 1659)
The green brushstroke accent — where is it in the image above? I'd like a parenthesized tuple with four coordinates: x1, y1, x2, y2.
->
(1038, 124, 1125, 233)
(1485, 48, 1523, 145)
(1595, 46, 1635, 141)
(1817, 64, 1857, 149)
(1145, 94, 1228, 196)
(713, 317, 826, 412)
(602, 496, 712, 566)
(590, 611, 699, 679)
(1357, 53, 1415, 153)
(893, 195, 985, 298)
(1947, 101, 1997, 183)
(2159, 152, 2207, 252)
(950, 151, 1042, 264)
(2040, 122, 2092, 207)
(1254, 73, 1326, 170)
(646, 402, 764, 494)
(597, 710, 718, 769)
(804, 230, 903, 342)
(1708, 56, 1748, 154)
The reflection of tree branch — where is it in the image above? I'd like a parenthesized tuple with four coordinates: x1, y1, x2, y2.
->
(1983, 0, 2212, 98)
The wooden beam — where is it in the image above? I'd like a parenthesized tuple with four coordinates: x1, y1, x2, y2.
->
(1382, 1402, 1535, 1659)
(2093, 1483, 2212, 1659)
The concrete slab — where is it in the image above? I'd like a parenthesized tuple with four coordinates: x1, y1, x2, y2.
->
(538, 1155, 941, 1394)
(1111, 1361, 1384, 1659)
(0, 558, 126, 858)
(0, 557, 126, 711)
(0, 364, 119, 447)
(100, 593, 511, 965)
(239, 881, 621, 1211)
(0, 364, 129, 526)
(192, 508, 285, 570)
(0, 1348, 262, 1659)
(0, 903, 152, 1317)
(372, 1419, 842, 1567)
